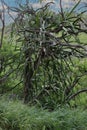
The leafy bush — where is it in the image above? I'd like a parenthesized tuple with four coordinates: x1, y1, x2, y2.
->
(0, 97, 87, 130)
(0, 0, 87, 110)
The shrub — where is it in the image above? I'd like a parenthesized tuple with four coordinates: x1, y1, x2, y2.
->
(0, 97, 87, 130)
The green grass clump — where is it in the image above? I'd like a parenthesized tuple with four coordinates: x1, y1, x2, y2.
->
(0, 97, 87, 130)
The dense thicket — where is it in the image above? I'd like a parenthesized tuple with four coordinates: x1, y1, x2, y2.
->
(0, 0, 87, 109)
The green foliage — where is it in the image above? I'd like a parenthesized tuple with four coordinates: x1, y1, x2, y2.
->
(0, 0, 87, 109)
(78, 33, 87, 44)
(0, 97, 87, 130)
(0, 1, 87, 130)
(11, 1, 87, 107)
(66, 58, 87, 107)
(0, 39, 23, 95)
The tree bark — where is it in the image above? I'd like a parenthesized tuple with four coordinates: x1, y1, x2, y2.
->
(24, 51, 33, 103)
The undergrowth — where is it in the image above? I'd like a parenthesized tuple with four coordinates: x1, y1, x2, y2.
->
(0, 97, 87, 130)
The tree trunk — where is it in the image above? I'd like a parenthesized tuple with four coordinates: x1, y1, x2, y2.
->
(23, 47, 43, 103)
(24, 51, 33, 103)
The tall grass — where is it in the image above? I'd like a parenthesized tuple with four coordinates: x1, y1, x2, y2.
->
(0, 97, 87, 130)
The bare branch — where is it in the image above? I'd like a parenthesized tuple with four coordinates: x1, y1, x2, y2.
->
(59, 0, 64, 19)
(68, 89, 87, 101)
(0, 0, 5, 48)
